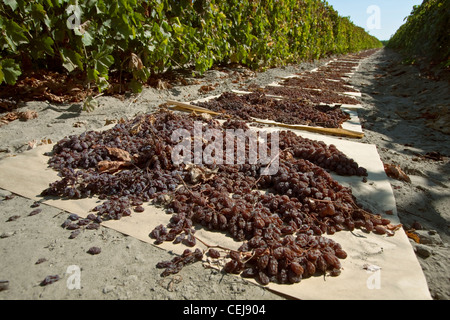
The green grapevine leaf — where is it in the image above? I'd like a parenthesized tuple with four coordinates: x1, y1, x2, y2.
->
(0, 59, 22, 85)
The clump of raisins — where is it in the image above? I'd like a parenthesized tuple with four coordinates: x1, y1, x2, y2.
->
(194, 91, 353, 128)
(43, 105, 391, 286)
(156, 248, 203, 277)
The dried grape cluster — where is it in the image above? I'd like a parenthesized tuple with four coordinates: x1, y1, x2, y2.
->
(255, 85, 361, 105)
(156, 248, 203, 277)
(279, 76, 359, 93)
(43, 109, 393, 286)
(194, 91, 351, 128)
(226, 233, 347, 284)
(247, 58, 365, 106)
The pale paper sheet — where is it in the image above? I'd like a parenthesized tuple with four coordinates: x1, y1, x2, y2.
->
(0, 129, 431, 300)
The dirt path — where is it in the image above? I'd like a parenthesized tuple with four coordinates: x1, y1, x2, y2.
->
(349, 48, 450, 300)
(0, 48, 448, 300)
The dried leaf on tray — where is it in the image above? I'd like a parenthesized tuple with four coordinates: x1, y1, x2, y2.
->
(105, 147, 132, 162)
(385, 223, 403, 236)
(406, 231, 420, 243)
(185, 164, 218, 184)
(386, 223, 402, 231)
(98, 147, 134, 173)
(98, 160, 131, 173)
(383, 163, 411, 183)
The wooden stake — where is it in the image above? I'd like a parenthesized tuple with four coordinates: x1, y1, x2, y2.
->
(165, 100, 221, 116)
(165, 99, 364, 139)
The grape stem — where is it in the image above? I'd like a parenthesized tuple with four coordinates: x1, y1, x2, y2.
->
(193, 235, 237, 253)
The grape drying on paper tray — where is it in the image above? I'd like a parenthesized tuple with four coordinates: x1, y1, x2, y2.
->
(250, 85, 361, 106)
(193, 91, 352, 128)
(42, 109, 400, 286)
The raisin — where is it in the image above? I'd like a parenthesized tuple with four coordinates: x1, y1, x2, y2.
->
(208, 249, 221, 258)
(257, 271, 270, 285)
(267, 257, 278, 276)
(40, 275, 60, 286)
(87, 246, 101, 255)
(290, 262, 304, 275)
(241, 267, 257, 278)
(257, 255, 269, 270)
(28, 209, 42, 216)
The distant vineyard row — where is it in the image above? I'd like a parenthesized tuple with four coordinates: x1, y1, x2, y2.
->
(0, 0, 382, 92)
(387, 0, 449, 68)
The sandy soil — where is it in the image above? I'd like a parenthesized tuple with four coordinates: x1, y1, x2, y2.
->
(350, 49, 450, 300)
(0, 48, 448, 300)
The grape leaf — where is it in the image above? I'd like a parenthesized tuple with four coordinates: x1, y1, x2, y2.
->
(0, 59, 22, 85)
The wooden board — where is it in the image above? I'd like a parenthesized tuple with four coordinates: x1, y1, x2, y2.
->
(165, 98, 365, 139)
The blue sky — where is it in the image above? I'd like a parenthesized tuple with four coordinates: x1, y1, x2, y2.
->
(326, 0, 424, 41)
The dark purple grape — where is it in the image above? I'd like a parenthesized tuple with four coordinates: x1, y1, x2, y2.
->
(241, 267, 257, 278)
(40, 275, 60, 286)
(87, 247, 101, 255)
(69, 230, 81, 239)
(6, 215, 20, 222)
(257, 271, 270, 285)
(208, 249, 221, 258)
(28, 209, 42, 216)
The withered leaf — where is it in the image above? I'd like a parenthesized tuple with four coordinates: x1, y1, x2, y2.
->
(19, 110, 38, 121)
(105, 147, 132, 162)
(0, 110, 38, 126)
(386, 223, 402, 231)
(129, 53, 144, 71)
(73, 120, 87, 128)
(98, 160, 130, 173)
(27, 138, 53, 150)
(199, 85, 216, 93)
(185, 164, 218, 184)
(383, 163, 411, 183)
(130, 122, 142, 135)
(156, 79, 172, 90)
(1, 112, 19, 123)
(406, 231, 420, 243)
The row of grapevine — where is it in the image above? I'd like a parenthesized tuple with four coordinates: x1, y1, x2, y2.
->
(0, 0, 382, 92)
(387, 0, 449, 68)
